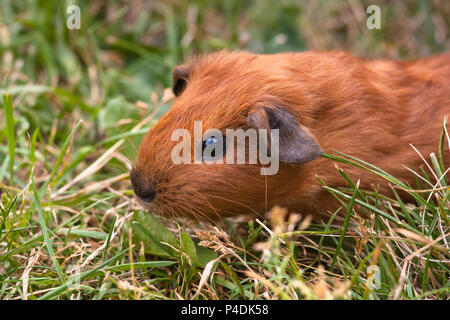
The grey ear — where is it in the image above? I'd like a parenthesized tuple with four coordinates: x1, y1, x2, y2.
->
(172, 65, 190, 96)
(248, 107, 323, 163)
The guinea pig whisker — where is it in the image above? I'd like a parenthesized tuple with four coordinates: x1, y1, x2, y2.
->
(188, 203, 218, 224)
(166, 204, 178, 221)
(160, 199, 178, 220)
(162, 196, 216, 224)
(204, 193, 264, 218)
(188, 190, 223, 221)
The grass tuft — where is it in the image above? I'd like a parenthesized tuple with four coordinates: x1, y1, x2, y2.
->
(0, 0, 449, 300)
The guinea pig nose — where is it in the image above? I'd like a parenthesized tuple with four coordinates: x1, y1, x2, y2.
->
(130, 168, 156, 203)
(139, 188, 156, 203)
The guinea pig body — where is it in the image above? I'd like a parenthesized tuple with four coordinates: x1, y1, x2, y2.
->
(131, 50, 450, 222)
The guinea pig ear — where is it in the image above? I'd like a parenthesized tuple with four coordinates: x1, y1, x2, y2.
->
(248, 106, 323, 163)
(172, 65, 190, 96)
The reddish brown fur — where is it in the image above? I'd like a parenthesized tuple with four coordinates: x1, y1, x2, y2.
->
(132, 51, 450, 222)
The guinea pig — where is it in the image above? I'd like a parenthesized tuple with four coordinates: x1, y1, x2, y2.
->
(130, 50, 450, 222)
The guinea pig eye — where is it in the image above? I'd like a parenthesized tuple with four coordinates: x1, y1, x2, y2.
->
(202, 135, 226, 159)
(204, 137, 216, 147)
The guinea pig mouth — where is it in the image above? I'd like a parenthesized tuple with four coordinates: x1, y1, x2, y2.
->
(135, 196, 158, 212)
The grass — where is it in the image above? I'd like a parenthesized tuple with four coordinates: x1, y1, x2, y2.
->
(0, 0, 449, 300)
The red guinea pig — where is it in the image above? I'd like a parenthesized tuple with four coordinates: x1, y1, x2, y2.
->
(131, 50, 450, 222)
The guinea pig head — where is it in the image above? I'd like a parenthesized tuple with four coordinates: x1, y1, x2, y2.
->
(131, 51, 323, 222)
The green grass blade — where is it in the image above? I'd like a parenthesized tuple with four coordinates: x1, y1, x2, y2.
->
(330, 180, 359, 270)
(3, 94, 15, 183)
(39, 120, 83, 194)
(31, 170, 66, 284)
